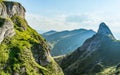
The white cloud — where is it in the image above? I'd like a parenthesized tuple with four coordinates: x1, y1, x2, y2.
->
(25, 13, 120, 39)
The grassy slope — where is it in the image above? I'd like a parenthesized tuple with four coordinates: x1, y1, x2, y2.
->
(0, 15, 63, 75)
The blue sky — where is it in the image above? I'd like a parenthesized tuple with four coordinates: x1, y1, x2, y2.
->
(11, 0, 120, 39)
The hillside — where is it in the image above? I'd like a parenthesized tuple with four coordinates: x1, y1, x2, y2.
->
(0, 1, 63, 75)
(43, 29, 96, 56)
(57, 22, 120, 75)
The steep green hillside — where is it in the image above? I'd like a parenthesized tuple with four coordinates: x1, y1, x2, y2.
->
(0, 1, 63, 75)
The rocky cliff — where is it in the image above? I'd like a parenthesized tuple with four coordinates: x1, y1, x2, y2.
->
(0, 1, 63, 75)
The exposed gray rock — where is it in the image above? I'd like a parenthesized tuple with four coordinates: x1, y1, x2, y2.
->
(39, 52, 51, 66)
(0, 18, 15, 43)
(0, 1, 25, 18)
(32, 44, 51, 66)
(0, 1, 26, 43)
(0, 2, 8, 18)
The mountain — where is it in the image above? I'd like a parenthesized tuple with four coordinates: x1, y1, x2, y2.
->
(56, 22, 120, 75)
(0, 1, 63, 75)
(43, 30, 57, 36)
(43, 29, 96, 56)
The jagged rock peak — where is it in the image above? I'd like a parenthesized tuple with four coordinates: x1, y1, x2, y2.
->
(0, 1, 26, 18)
(97, 22, 113, 36)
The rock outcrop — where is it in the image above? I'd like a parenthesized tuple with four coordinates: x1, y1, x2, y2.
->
(0, 1, 25, 43)
(0, 1, 25, 18)
(97, 22, 113, 36)
(0, 18, 15, 43)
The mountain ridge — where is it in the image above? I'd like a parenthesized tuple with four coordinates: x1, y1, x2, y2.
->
(43, 28, 96, 56)
(56, 22, 120, 75)
(43, 30, 57, 36)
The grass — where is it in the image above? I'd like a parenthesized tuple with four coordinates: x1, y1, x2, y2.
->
(0, 14, 63, 75)
(0, 16, 46, 74)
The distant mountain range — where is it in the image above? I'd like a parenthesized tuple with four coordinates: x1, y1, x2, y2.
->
(43, 30, 57, 36)
(43, 29, 96, 56)
(55, 22, 120, 75)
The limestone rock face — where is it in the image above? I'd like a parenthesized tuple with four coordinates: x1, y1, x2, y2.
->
(0, 18, 15, 43)
(0, 1, 25, 18)
(0, 1, 25, 43)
